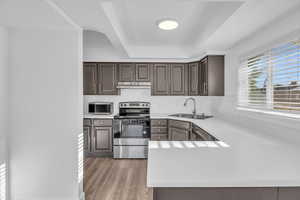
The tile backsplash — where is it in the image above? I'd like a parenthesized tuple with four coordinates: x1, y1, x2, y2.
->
(84, 88, 224, 115)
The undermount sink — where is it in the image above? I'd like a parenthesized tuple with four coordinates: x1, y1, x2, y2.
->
(169, 113, 213, 120)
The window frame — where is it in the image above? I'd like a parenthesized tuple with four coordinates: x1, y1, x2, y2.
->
(238, 38, 300, 119)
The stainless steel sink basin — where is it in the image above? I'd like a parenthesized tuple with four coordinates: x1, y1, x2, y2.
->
(169, 113, 213, 120)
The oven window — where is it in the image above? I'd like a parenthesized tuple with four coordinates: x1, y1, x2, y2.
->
(121, 120, 149, 138)
(122, 124, 144, 138)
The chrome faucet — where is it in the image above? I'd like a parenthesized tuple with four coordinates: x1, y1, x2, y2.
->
(184, 97, 196, 117)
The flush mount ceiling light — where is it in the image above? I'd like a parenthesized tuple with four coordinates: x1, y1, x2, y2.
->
(157, 19, 179, 30)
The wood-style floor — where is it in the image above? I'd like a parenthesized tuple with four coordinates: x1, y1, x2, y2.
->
(84, 157, 153, 200)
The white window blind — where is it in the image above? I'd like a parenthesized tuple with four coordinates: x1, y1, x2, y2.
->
(238, 39, 300, 118)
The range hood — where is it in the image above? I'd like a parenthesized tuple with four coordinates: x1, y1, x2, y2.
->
(116, 82, 151, 89)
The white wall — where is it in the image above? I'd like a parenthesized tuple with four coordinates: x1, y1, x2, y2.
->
(0, 26, 8, 164)
(0, 25, 8, 200)
(216, 8, 300, 145)
(83, 30, 126, 61)
(84, 89, 223, 116)
(8, 28, 82, 200)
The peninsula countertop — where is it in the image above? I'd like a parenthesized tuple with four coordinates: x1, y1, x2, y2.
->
(147, 114, 300, 187)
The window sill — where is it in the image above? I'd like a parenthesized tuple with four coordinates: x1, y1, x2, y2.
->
(237, 107, 300, 120)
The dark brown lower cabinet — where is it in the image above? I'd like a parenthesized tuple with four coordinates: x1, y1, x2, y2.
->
(168, 120, 190, 141)
(151, 119, 169, 141)
(92, 126, 112, 153)
(278, 188, 300, 200)
(84, 119, 113, 157)
(191, 124, 216, 141)
(168, 127, 189, 141)
(190, 130, 203, 141)
(154, 187, 300, 200)
(151, 134, 168, 141)
(83, 126, 92, 153)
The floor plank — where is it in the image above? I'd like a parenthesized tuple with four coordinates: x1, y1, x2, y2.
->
(84, 158, 153, 200)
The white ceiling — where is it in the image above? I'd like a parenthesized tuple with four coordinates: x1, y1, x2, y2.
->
(110, 0, 242, 46)
(1, 0, 300, 59)
(0, 0, 76, 30)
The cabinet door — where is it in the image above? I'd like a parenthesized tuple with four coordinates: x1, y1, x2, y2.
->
(119, 63, 135, 82)
(190, 131, 204, 141)
(83, 126, 91, 152)
(83, 63, 98, 95)
(136, 63, 151, 82)
(189, 62, 199, 96)
(169, 127, 189, 141)
(170, 64, 187, 95)
(207, 56, 224, 96)
(98, 63, 118, 95)
(199, 58, 208, 96)
(92, 127, 112, 153)
(278, 188, 300, 200)
(154, 188, 277, 200)
(152, 64, 170, 95)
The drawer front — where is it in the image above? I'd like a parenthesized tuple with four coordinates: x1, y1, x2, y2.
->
(93, 119, 113, 127)
(151, 119, 168, 127)
(151, 134, 168, 141)
(151, 127, 168, 134)
(169, 120, 190, 130)
(83, 119, 92, 126)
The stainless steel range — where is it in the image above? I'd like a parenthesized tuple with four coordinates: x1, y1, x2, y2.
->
(113, 102, 150, 159)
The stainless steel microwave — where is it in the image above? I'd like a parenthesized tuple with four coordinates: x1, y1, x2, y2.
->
(88, 102, 114, 115)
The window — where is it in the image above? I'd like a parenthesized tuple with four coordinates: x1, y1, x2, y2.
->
(0, 163, 6, 200)
(238, 39, 300, 118)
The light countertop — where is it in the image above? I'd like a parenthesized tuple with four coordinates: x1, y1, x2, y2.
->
(147, 114, 300, 188)
(84, 114, 114, 119)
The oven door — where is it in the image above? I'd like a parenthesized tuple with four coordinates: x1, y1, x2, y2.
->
(119, 119, 150, 139)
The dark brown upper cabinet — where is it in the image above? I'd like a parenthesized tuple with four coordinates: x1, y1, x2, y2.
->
(199, 56, 224, 96)
(199, 58, 208, 96)
(83, 63, 98, 95)
(136, 63, 151, 82)
(170, 63, 188, 96)
(83, 62, 118, 95)
(98, 63, 118, 95)
(188, 62, 199, 96)
(152, 64, 170, 95)
(83, 56, 224, 96)
(118, 63, 135, 82)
